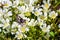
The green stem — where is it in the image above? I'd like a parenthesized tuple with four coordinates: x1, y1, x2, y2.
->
(53, 2, 60, 8)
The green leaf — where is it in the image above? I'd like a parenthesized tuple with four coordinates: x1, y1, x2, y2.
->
(50, 32, 55, 37)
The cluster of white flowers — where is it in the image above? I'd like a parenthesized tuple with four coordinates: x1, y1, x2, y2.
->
(0, 0, 59, 40)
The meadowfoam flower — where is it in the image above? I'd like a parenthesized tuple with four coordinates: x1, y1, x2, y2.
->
(24, 0, 30, 5)
(18, 13, 25, 18)
(37, 17, 43, 26)
(18, 5, 34, 14)
(28, 19, 37, 26)
(42, 0, 51, 9)
(19, 16, 30, 25)
(0, 24, 3, 27)
(13, 0, 20, 7)
(28, 5, 34, 12)
(2, 0, 12, 8)
(17, 22, 29, 32)
(0, 29, 1, 32)
(12, 22, 19, 28)
(25, 27, 29, 31)
(58, 24, 60, 28)
(0, 8, 4, 17)
(7, 11, 12, 16)
(57, 9, 60, 12)
(18, 25, 25, 32)
(11, 22, 21, 34)
(24, 0, 37, 5)
(39, 15, 47, 20)
(17, 6, 26, 13)
(34, 8, 42, 16)
(0, 18, 10, 29)
(42, 0, 51, 12)
(3, 11, 12, 19)
(15, 32, 23, 39)
(49, 11, 58, 19)
(19, 27, 26, 32)
(40, 23, 50, 33)
(24, 4, 34, 12)
(23, 17, 30, 21)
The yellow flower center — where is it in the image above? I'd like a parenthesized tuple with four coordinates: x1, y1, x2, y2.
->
(4, 3, 8, 6)
(21, 27, 26, 32)
(35, 12, 39, 16)
(42, 28, 47, 32)
(25, 21, 28, 25)
(45, 3, 49, 9)
(38, 22, 43, 26)
(17, 34, 23, 39)
(40, 15, 45, 20)
(51, 14, 56, 19)
(4, 23, 9, 27)
(24, 12, 31, 16)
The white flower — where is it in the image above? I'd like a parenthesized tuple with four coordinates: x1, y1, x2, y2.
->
(23, 17, 30, 21)
(18, 27, 26, 33)
(28, 19, 37, 26)
(13, 0, 20, 7)
(0, 18, 10, 29)
(44, 12, 47, 17)
(28, 5, 34, 12)
(40, 23, 50, 33)
(3, 19, 10, 29)
(15, 31, 23, 39)
(2, 0, 12, 8)
(18, 25, 29, 33)
(24, 0, 37, 5)
(20, 27, 26, 32)
(3, 11, 12, 18)
(25, 27, 29, 31)
(34, 8, 42, 16)
(42, 0, 51, 9)
(39, 15, 47, 20)
(0, 29, 1, 32)
(3, 8, 8, 13)
(18, 5, 34, 13)
(25, 5, 34, 12)
(12, 22, 19, 28)
(39, 12, 47, 20)
(0, 24, 4, 27)
(57, 9, 60, 12)
(22, 17, 30, 25)
(18, 5, 32, 13)
(7, 11, 12, 16)
(58, 24, 60, 28)
(18, 13, 25, 18)
(37, 17, 43, 26)
(17, 6, 26, 13)
(0, 8, 4, 17)
(24, 0, 30, 5)
(15, 0, 20, 5)
(49, 11, 58, 19)
(11, 22, 21, 34)
(0, 18, 4, 23)
(30, 0, 37, 5)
